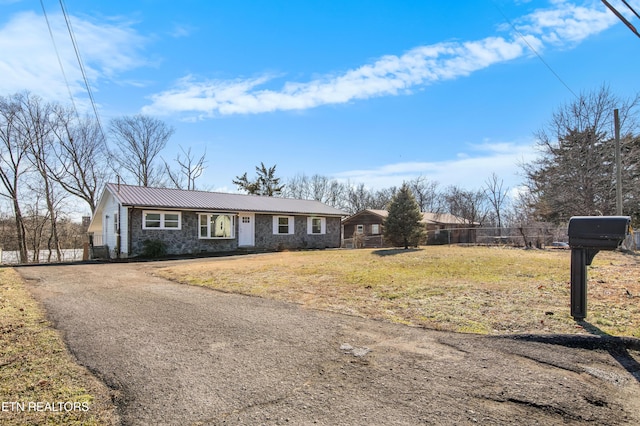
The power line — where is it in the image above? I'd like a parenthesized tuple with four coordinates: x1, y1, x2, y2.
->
(39, 0, 78, 116)
(58, 0, 107, 137)
(491, 1, 579, 99)
(621, 0, 640, 20)
(601, 0, 640, 38)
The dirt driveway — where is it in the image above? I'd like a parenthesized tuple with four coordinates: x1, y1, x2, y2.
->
(17, 260, 640, 425)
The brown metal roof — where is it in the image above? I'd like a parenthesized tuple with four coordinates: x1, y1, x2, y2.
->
(105, 183, 347, 216)
(342, 209, 478, 226)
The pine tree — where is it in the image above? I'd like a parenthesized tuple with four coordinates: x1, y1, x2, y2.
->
(233, 162, 284, 196)
(384, 183, 425, 249)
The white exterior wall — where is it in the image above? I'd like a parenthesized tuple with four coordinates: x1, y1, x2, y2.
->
(100, 193, 129, 257)
(119, 206, 129, 257)
(101, 192, 118, 255)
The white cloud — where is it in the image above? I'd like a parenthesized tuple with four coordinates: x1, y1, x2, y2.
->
(0, 11, 147, 103)
(143, 1, 618, 118)
(331, 141, 538, 191)
(514, 1, 615, 45)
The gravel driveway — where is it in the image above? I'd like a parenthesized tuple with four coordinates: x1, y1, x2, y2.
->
(17, 259, 640, 425)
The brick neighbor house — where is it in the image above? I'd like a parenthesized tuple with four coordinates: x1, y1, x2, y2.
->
(342, 209, 478, 248)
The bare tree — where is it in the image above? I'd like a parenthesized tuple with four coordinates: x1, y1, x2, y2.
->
(283, 173, 348, 210)
(444, 185, 489, 225)
(370, 186, 396, 210)
(50, 111, 109, 214)
(504, 189, 537, 247)
(0, 93, 29, 262)
(22, 191, 49, 262)
(345, 183, 374, 214)
(307, 174, 344, 206)
(18, 93, 64, 261)
(524, 85, 640, 223)
(407, 175, 442, 212)
(109, 114, 174, 187)
(163, 145, 207, 190)
(483, 173, 509, 230)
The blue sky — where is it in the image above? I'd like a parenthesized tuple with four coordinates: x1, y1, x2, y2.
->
(1, 0, 639, 207)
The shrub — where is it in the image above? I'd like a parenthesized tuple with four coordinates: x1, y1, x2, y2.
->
(141, 239, 167, 258)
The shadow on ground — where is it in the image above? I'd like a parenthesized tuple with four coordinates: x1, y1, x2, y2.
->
(497, 323, 640, 383)
(371, 248, 423, 256)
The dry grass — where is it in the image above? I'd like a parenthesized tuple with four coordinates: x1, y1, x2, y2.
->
(156, 246, 640, 337)
(0, 268, 118, 426)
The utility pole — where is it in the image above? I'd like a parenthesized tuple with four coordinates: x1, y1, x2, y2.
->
(615, 109, 623, 215)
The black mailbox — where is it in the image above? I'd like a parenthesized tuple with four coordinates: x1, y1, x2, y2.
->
(567, 216, 631, 320)
(568, 216, 630, 250)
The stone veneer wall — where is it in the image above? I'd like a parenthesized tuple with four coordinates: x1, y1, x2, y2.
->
(128, 209, 342, 256)
(253, 214, 342, 250)
(129, 209, 237, 256)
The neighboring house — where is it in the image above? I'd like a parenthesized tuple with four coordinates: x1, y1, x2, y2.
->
(342, 209, 388, 248)
(342, 209, 478, 248)
(422, 212, 479, 245)
(87, 183, 348, 258)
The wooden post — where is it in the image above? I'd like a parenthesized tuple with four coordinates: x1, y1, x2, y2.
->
(82, 242, 89, 261)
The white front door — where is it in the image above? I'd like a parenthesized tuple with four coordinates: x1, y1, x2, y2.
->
(238, 213, 255, 247)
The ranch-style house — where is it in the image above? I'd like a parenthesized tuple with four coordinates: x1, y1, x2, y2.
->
(88, 183, 348, 258)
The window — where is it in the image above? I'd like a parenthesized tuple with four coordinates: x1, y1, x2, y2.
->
(307, 217, 326, 235)
(371, 224, 380, 235)
(273, 216, 294, 234)
(164, 213, 180, 228)
(356, 224, 364, 234)
(114, 213, 118, 233)
(145, 213, 161, 228)
(199, 213, 235, 239)
(143, 211, 182, 230)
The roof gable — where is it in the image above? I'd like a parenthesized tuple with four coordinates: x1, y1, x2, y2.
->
(342, 209, 387, 225)
(104, 183, 348, 216)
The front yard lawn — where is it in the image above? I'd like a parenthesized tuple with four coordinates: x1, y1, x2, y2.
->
(0, 268, 117, 426)
(156, 246, 640, 337)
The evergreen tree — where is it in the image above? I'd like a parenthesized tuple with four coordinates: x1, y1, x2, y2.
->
(522, 85, 640, 225)
(384, 183, 425, 249)
(233, 162, 284, 196)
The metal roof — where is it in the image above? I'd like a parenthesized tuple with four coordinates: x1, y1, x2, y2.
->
(105, 183, 348, 216)
(343, 209, 478, 225)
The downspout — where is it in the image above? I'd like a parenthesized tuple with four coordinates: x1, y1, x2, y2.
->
(116, 203, 121, 259)
(128, 207, 133, 256)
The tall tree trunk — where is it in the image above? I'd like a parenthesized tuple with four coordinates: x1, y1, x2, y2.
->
(43, 179, 62, 262)
(12, 198, 28, 263)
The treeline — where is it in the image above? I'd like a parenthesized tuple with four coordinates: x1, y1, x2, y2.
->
(229, 163, 511, 225)
(0, 214, 86, 260)
(281, 172, 510, 224)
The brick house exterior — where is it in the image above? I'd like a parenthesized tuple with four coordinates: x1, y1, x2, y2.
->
(342, 209, 478, 248)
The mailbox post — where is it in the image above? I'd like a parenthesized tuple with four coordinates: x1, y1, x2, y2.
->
(567, 216, 630, 320)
